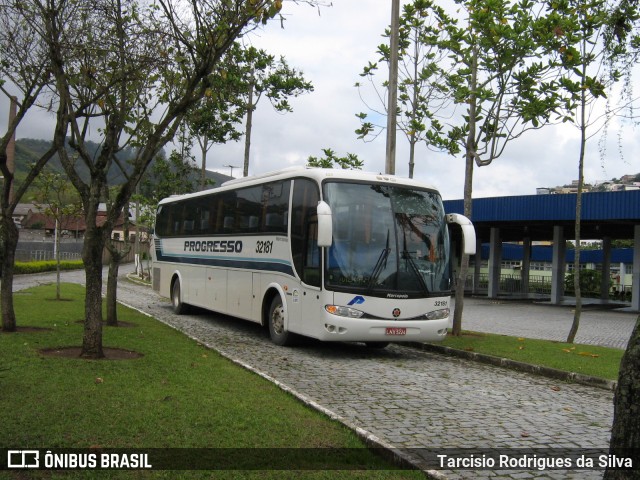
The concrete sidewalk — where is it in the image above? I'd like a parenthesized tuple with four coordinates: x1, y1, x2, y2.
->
(453, 297, 637, 350)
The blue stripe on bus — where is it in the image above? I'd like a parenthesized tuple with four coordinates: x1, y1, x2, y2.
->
(155, 251, 295, 276)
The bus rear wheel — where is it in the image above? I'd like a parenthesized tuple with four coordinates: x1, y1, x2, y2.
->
(268, 295, 295, 346)
(171, 278, 189, 315)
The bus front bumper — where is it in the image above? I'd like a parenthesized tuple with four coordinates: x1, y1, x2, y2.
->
(317, 315, 449, 343)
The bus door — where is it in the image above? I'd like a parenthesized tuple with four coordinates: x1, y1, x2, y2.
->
(289, 179, 322, 334)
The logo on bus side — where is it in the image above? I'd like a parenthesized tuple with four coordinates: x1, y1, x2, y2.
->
(183, 240, 243, 253)
(347, 296, 365, 306)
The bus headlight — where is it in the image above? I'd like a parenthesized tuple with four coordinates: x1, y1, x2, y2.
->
(325, 305, 364, 318)
(425, 308, 450, 320)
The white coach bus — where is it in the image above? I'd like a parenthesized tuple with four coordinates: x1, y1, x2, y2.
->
(151, 167, 475, 347)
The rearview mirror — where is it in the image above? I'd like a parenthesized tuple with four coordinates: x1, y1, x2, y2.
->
(317, 201, 332, 247)
(446, 213, 476, 255)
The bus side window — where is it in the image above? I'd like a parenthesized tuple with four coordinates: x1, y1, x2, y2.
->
(263, 181, 290, 234)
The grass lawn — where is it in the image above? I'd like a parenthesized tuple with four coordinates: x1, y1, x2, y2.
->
(0, 283, 425, 480)
(438, 330, 625, 381)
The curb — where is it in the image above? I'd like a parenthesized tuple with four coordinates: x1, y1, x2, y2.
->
(406, 342, 617, 392)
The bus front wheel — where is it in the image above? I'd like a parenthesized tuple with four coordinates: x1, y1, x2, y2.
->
(268, 296, 294, 346)
(171, 278, 189, 315)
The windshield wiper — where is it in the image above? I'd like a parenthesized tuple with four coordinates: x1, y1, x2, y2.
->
(402, 232, 430, 295)
(367, 230, 390, 292)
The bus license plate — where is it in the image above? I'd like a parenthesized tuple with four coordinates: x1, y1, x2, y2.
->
(385, 327, 406, 336)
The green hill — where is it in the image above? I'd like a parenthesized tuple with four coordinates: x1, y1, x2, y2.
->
(13, 138, 231, 201)
(15, 138, 140, 186)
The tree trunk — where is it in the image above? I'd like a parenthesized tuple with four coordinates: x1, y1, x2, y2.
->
(451, 151, 474, 336)
(408, 137, 416, 179)
(199, 135, 209, 191)
(566, 63, 588, 344)
(106, 253, 120, 327)
(0, 217, 18, 332)
(604, 316, 640, 479)
(55, 217, 61, 300)
(451, 45, 477, 337)
(106, 202, 130, 326)
(81, 223, 107, 358)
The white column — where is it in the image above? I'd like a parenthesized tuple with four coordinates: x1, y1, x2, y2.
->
(521, 237, 531, 297)
(473, 236, 482, 295)
(488, 227, 501, 298)
(601, 236, 611, 301)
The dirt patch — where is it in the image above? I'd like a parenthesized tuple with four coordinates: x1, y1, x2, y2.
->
(39, 346, 143, 360)
(74, 320, 137, 328)
(1, 326, 53, 333)
(458, 331, 486, 338)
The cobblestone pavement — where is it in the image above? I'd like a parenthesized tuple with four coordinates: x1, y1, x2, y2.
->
(12, 269, 618, 479)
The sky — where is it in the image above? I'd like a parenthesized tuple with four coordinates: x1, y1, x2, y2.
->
(2, 0, 638, 200)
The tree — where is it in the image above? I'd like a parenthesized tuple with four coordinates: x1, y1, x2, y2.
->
(354, 0, 569, 335)
(306, 148, 364, 169)
(240, 47, 313, 177)
(355, 0, 455, 178)
(33, 170, 83, 300)
(436, 0, 571, 336)
(550, 0, 608, 343)
(0, 0, 69, 332)
(541, 0, 637, 343)
(187, 43, 246, 190)
(27, 0, 309, 358)
(139, 149, 203, 206)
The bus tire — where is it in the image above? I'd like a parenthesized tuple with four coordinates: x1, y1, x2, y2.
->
(268, 295, 295, 346)
(171, 277, 189, 315)
(365, 342, 389, 349)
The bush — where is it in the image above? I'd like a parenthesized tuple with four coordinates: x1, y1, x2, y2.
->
(14, 260, 84, 274)
(564, 269, 608, 298)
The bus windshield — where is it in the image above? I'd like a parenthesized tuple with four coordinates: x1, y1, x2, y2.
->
(324, 182, 451, 297)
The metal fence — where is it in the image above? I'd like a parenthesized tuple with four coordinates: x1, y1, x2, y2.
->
(461, 273, 552, 296)
(15, 249, 82, 262)
(14, 240, 149, 264)
(460, 272, 634, 300)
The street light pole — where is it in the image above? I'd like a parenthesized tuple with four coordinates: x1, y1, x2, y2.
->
(385, 0, 400, 176)
(223, 164, 239, 178)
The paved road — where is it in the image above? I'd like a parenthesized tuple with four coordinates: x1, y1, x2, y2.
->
(11, 268, 623, 479)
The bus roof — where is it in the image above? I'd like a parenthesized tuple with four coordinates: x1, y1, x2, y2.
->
(157, 167, 440, 205)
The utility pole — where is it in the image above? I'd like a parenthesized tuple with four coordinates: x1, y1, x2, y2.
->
(243, 68, 255, 178)
(385, 0, 400, 176)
